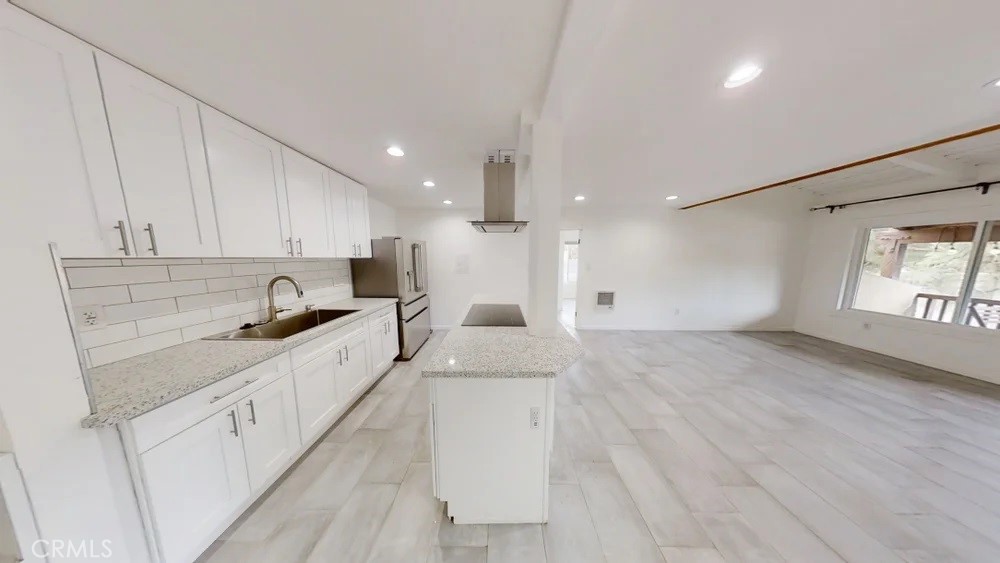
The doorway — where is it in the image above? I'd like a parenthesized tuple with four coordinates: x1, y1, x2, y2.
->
(558, 229, 581, 327)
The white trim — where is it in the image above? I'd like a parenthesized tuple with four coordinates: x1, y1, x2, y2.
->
(0, 454, 43, 563)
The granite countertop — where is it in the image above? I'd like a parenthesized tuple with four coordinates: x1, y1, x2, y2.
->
(81, 297, 398, 428)
(421, 325, 583, 379)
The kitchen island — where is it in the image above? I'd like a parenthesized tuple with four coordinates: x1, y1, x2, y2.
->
(423, 309, 582, 524)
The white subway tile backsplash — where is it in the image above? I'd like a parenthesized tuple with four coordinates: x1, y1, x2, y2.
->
(105, 298, 178, 323)
(62, 257, 351, 367)
(121, 258, 202, 266)
(68, 285, 131, 306)
(232, 262, 276, 276)
(201, 257, 255, 264)
(129, 280, 208, 302)
(180, 316, 243, 342)
(210, 299, 263, 321)
(168, 263, 233, 281)
(89, 330, 183, 367)
(176, 291, 238, 312)
(62, 258, 122, 267)
(236, 287, 266, 302)
(136, 309, 212, 336)
(79, 322, 138, 349)
(207, 276, 258, 292)
(67, 265, 169, 288)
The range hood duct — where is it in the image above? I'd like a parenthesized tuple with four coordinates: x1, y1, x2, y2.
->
(470, 151, 528, 233)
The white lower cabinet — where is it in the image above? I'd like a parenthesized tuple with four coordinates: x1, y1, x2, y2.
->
(239, 375, 301, 491)
(369, 311, 400, 378)
(130, 306, 398, 563)
(336, 329, 371, 403)
(140, 407, 250, 563)
(292, 349, 341, 444)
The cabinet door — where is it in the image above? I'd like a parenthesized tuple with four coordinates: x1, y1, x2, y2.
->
(346, 179, 372, 257)
(282, 147, 333, 257)
(201, 106, 291, 257)
(368, 316, 388, 378)
(96, 53, 220, 257)
(292, 349, 340, 443)
(141, 407, 249, 563)
(327, 170, 354, 258)
(335, 331, 370, 402)
(239, 374, 301, 491)
(385, 312, 400, 362)
(1, 6, 131, 257)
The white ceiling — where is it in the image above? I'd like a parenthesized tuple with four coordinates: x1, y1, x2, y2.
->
(13, 0, 1000, 211)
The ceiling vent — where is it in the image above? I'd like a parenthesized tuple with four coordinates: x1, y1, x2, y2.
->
(470, 150, 528, 234)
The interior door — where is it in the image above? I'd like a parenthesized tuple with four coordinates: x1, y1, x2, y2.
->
(239, 374, 301, 491)
(141, 407, 249, 563)
(282, 147, 333, 257)
(292, 349, 340, 443)
(1, 5, 132, 257)
(201, 105, 291, 257)
(96, 53, 220, 257)
(327, 170, 353, 258)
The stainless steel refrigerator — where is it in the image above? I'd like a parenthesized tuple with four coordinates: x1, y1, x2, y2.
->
(350, 237, 431, 359)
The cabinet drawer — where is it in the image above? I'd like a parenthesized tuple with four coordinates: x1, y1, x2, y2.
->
(131, 353, 291, 453)
(290, 319, 365, 368)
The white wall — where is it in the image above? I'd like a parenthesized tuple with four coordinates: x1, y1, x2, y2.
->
(562, 189, 810, 330)
(396, 208, 529, 328)
(367, 197, 398, 239)
(557, 230, 579, 303)
(794, 180, 1000, 384)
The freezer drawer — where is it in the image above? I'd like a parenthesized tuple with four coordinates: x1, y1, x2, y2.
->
(400, 305, 430, 360)
(401, 294, 429, 321)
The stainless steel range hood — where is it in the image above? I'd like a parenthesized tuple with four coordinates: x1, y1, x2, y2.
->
(470, 152, 528, 233)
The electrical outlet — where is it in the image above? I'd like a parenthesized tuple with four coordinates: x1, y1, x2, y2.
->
(74, 305, 105, 331)
(529, 407, 540, 429)
(862, 322, 872, 330)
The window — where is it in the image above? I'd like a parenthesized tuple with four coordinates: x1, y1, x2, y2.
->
(847, 220, 1000, 329)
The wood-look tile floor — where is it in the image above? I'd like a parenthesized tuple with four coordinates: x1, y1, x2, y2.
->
(198, 329, 1000, 563)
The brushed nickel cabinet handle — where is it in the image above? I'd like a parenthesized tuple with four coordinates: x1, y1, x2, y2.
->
(286, 237, 294, 256)
(144, 223, 159, 256)
(345, 345, 350, 362)
(115, 220, 131, 256)
(209, 377, 260, 404)
(296, 238, 303, 257)
(247, 399, 257, 425)
(228, 410, 239, 437)
(337, 348, 343, 366)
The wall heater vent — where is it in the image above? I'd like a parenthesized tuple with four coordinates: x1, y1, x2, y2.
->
(596, 291, 615, 309)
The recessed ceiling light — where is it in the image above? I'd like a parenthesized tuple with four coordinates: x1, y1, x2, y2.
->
(985, 77, 1000, 88)
(665, 195, 679, 201)
(574, 195, 586, 201)
(386, 145, 405, 157)
(423, 180, 435, 188)
(724, 63, 763, 88)
(443, 199, 453, 205)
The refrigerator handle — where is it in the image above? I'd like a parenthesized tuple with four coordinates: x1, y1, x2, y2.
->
(406, 270, 413, 292)
(412, 243, 422, 292)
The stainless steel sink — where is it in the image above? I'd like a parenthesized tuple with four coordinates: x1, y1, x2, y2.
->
(203, 309, 359, 341)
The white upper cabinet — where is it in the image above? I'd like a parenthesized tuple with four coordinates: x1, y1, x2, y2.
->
(200, 106, 291, 257)
(346, 179, 373, 258)
(1, 5, 132, 257)
(282, 148, 333, 257)
(327, 170, 354, 258)
(96, 53, 220, 257)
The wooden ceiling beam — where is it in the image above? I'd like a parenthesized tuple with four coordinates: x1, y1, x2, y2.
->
(680, 122, 1000, 210)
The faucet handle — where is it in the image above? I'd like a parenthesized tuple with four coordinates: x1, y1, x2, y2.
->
(274, 307, 290, 315)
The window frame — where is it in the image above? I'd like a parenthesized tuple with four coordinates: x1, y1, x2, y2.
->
(841, 219, 997, 329)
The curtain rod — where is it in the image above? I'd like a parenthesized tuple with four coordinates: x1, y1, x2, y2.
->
(809, 181, 997, 214)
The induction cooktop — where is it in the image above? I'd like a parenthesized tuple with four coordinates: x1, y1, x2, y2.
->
(461, 304, 527, 327)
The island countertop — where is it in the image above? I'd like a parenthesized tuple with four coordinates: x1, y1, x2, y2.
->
(81, 297, 398, 428)
(421, 325, 583, 378)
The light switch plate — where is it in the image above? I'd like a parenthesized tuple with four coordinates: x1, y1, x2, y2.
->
(529, 407, 540, 429)
(74, 305, 105, 331)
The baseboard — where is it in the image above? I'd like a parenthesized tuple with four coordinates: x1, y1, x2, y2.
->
(571, 325, 795, 332)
